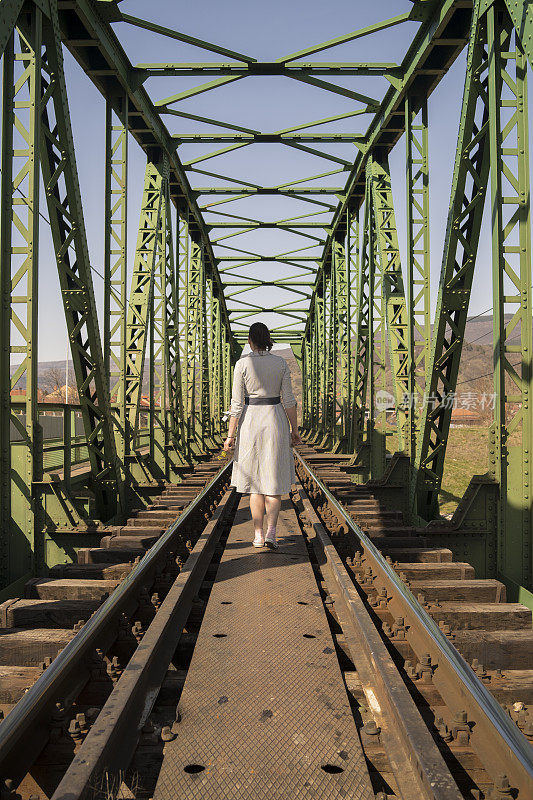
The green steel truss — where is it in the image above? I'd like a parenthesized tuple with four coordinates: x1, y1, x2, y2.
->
(104, 97, 128, 464)
(370, 157, 410, 452)
(487, 4, 532, 588)
(124, 160, 165, 444)
(0, 0, 532, 613)
(37, 5, 121, 517)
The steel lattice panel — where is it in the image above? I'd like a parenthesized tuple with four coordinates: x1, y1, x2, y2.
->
(154, 498, 374, 799)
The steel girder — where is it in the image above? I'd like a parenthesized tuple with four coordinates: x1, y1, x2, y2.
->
(0, 13, 42, 580)
(104, 97, 128, 466)
(487, 3, 532, 589)
(1, 0, 533, 603)
(411, 0, 492, 519)
(370, 157, 410, 453)
(124, 160, 164, 448)
(405, 94, 431, 459)
(161, 185, 186, 458)
(333, 232, 350, 451)
(350, 182, 372, 455)
(38, 4, 121, 517)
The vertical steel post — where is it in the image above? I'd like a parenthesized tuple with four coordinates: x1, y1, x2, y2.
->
(103, 97, 128, 467)
(162, 191, 185, 461)
(150, 176, 168, 476)
(371, 156, 410, 452)
(124, 160, 164, 455)
(405, 94, 430, 459)
(322, 262, 337, 447)
(333, 232, 349, 451)
(186, 237, 203, 453)
(177, 210, 192, 460)
(1, 16, 42, 578)
(488, 3, 532, 589)
(0, 32, 14, 584)
(39, 6, 122, 516)
(412, 0, 491, 519)
(368, 182, 387, 478)
(351, 188, 371, 454)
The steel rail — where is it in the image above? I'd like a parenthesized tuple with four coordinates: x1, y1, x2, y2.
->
(293, 450, 533, 796)
(0, 459, 232, 784)
(293, 479, 463, 800)
(51, 486, 238, 799)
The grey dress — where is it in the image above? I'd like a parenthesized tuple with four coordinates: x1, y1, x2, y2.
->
(229, 352, 296, 495)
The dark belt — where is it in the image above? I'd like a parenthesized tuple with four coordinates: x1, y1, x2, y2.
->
(244, 396, 281, 406)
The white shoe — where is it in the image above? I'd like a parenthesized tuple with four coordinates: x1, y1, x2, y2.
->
(253, 533, 264, 548)
(264, 537, 279, 550)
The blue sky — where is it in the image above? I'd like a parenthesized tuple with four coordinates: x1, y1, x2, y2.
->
(27, 0, 522, 361)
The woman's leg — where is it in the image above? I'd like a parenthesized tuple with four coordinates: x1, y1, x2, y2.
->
(264, 495, 282, 545)
(250, 493, 266, 545)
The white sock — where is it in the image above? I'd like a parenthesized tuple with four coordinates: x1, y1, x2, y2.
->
(254, 528, 264, 540)
(266, 526, 276, 541)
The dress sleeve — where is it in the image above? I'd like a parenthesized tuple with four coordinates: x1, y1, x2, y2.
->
(281, 360, 297, 408)
(229, 360, 245, 418)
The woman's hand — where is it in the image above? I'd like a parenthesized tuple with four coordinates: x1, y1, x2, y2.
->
(291, 429, 302, 446)
(223, 436, 235, 452)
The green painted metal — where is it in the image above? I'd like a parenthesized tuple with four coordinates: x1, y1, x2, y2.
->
(333, 231, 350, 451)
(487, 3, 532, 589)
(0, 30, 15, 585)
(124, 159, 164, 457)
(370, 156, 410, 452)
(104, 97, 128, 468)
(368, 175, 388, 479)
(0, 0, 532, 608)
(161, 185, 186, 462)
(185, 237, 204, 453)
(350, 179, 371, 455)
(39, 3, 122, 518)
(2, 14, 42, 579)
(405, 94, 430, 459)
(411, 0, 491, 520)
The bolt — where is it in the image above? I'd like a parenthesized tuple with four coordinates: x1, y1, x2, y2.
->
(68, 718, 84, 748)
(491, 773, 513, 798)
(435, 716, 452, 742)
(404, 659, 417, 679)
(417, 654, 433, 684)
(452, 710, 470, 745)
(132, 620, 144, 643)
(76, 712, 89, 735)
(107, 655, 122, 683)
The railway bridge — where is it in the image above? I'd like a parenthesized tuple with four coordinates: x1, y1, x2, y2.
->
(1, 0, 533, 797)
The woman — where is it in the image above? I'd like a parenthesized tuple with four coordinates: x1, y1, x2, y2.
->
(224, 322, 301, 549)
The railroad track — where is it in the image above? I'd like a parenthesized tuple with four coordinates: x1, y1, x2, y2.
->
(1, 448, 533, 799)
(294, 445, 533, 799)
(0, 457, 234, 798)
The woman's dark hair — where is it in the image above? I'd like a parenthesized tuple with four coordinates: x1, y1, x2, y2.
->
(249, 322, 273, 352)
